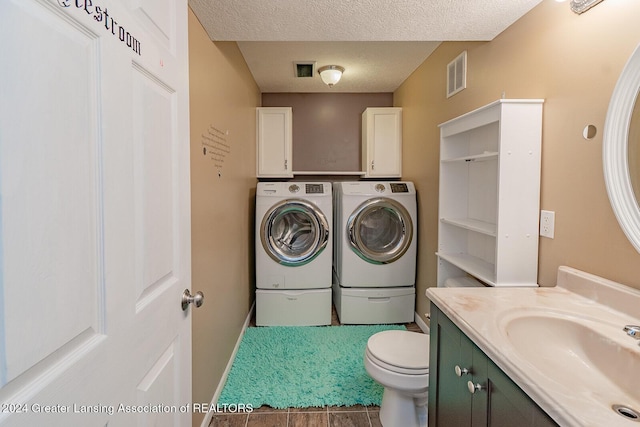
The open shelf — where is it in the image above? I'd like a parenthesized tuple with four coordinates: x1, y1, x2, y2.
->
(292, 171, 366, 176)
(436, 252, 496, 286)
(441, 151, 499, 163)
(440, 218, 496, 236)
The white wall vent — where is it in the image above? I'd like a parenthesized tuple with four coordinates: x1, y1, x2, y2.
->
(447, 51, 467, 98)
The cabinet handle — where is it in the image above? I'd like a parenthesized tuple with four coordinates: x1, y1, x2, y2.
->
(454, 365, 470, 377)
(371, 160, 375, 170)
(284, 159, 288, 170)
(467, 381, 485, 394)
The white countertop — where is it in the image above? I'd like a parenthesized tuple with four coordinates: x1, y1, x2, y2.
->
(426, 266, 640, 427)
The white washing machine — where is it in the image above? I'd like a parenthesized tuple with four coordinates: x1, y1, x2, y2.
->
(255, 181, 332, 326)
(333, 181, 417, 324)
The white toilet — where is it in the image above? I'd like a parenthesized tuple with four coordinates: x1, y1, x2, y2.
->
(365, 330, 430, 427)
(364, 276, 483, 427)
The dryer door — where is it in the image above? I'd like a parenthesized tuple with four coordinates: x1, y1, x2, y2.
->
(347, 197, 413, 264)
(261, 199, 330, 266)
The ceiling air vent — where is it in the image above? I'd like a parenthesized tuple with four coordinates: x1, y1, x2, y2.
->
(447, 51, 467, 98)
(294, 61, 316, 78)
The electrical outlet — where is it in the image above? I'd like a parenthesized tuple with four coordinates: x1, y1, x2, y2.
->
(540, 210, 555, 238)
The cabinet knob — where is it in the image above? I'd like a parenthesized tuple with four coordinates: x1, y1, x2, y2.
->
(467, 381, 485, 394)
(454, 365, 470, 377)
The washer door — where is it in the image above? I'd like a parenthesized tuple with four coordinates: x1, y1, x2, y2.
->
(261, 199, 330, 266)
(347, 197, 413, 264)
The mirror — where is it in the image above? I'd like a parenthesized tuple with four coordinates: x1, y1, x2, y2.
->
(603, 43, 640, 253)
(630, 97, 640, 202)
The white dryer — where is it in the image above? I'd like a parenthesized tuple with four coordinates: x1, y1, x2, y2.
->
(255, 181, 332, 326)
(333, 181, 417, 324)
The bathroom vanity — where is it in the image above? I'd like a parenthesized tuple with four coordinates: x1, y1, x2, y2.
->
(426, 266, 640, 427)
(428, 304, 557, 427)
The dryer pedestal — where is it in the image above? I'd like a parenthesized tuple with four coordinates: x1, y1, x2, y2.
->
(332, 282, 414, 325)
(256, 288, 331, 326)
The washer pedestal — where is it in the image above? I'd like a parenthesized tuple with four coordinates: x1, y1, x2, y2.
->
(332, 282, 414, 324)
(256, 288, 331, 326)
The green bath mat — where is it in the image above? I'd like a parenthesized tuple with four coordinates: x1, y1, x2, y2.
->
(218, 324, 406, 409)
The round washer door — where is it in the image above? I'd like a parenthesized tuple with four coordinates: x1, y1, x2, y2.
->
(260, 198, 330, 266)
(347, 197, 413, 264)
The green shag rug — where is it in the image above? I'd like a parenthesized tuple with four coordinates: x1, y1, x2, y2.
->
(218, 324, 406, 409)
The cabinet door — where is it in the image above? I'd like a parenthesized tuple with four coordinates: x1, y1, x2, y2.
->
(470, 344, 489, 427)
(429, 307, 473, 427)
(257, 107, 293, 177)
(486, 361, 557, 427)
(362, 108, 402, 177)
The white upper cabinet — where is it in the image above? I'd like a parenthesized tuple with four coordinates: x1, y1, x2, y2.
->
(436, 99, 544, 287)
(257, 107, 293, 178)
(362, 107, 402, 178)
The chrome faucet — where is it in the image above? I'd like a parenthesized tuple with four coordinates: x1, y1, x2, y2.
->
(623, 325, 640, 343)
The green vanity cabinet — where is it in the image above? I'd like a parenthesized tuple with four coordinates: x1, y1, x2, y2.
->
(428, 303, 558, 427)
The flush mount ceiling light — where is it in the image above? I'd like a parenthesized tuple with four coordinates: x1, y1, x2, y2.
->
(318, 65, 345, 88)
(570, 0, 604, 14)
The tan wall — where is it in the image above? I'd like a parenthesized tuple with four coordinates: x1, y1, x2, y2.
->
(188, 9, 260, 426)
(396, 0, 640, 322)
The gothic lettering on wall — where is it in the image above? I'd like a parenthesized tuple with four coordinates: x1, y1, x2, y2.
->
(57, 0, 141, 56)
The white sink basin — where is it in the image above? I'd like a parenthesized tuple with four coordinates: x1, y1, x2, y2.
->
(499, 309, 640, 402)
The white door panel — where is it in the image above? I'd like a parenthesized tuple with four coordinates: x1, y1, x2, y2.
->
(132, 0, 174, 51)
(132, 67, 177, 305)
(0, 0, 192, 425)
(0, 0, 104, 389)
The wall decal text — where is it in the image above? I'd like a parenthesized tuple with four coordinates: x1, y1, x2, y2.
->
(201, 125, 231, 174)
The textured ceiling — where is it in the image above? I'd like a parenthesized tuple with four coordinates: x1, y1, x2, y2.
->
(188, 0, 542, 92)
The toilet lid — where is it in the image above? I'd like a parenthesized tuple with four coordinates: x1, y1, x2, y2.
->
(367, 330, 429, 374)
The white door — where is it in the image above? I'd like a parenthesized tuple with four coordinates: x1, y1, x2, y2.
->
(0, 0, 194, 425)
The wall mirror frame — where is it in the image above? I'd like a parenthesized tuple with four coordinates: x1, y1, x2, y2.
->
(603, 43, 640, 253)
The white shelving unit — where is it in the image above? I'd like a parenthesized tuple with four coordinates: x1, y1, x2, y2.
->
(436, 99, 544, 287)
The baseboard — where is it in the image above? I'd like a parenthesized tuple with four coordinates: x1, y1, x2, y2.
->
(414, 311, 430, 334)
(200, 301, 255, 427)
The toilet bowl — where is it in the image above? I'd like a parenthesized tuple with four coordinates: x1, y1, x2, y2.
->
(364, 277, 481, 426)
(364, 330, 430, 427)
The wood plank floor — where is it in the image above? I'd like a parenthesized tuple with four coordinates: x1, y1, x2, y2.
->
(209, 404, 383, 427)
(209, 306, 425, 427)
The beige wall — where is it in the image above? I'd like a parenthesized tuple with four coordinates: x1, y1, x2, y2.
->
(188, 9, 260, 426)
(396, 0, 640, 322)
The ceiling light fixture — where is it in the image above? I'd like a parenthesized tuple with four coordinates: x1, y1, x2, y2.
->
(570, 0, 604, 14)
(318, 65, 345, 88)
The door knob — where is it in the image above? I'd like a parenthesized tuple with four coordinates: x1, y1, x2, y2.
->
(182, 289, 204, 311)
